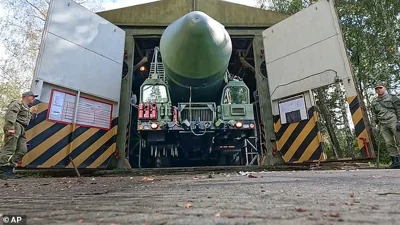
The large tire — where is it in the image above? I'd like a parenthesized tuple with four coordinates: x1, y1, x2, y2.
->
(155, 157, 171, 168)
(217, 155, 228, 166)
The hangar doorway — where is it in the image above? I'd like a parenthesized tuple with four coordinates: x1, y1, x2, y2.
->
(127, 36, 259, 168)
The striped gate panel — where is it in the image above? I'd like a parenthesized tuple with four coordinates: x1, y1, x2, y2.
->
(125, 119, 130, 160)
(347, 96, 369, 156)
(273, 106, 323, 163)
(22, 100, 118, 169)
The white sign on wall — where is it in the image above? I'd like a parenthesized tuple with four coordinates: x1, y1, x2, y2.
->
(47, 89, 113, 130)
(48, 90, 76, 124)
(76, 97, 113, 130)
(278, 95, 308, 124)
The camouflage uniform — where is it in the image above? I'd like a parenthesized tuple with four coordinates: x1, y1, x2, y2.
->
(0, 100, 33, 166)
(0, 91, 37, 178)
(371, 90, 400, 168)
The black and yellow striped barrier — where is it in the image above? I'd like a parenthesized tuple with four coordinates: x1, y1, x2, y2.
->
(273, 106, 324, 163)
(21, 100, 118, 169)
(347, 96, 370, 157)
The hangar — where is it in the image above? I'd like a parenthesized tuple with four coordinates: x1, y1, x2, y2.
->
(96, 0, 289, 168)
(22, 0, 374, 170)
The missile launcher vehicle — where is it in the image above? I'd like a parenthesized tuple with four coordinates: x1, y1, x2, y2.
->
(137, 11, 256, 167)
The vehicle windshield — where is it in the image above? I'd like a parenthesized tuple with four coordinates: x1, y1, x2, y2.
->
(223, 86, 248, 104)
(142, 85, 168, 103)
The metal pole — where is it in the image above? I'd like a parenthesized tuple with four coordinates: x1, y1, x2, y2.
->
(245, 139, 249, 165)
(309, 89, 315, 106)
(68, 91, 81, 177)
(127, 92, 133, 163)
(73, 91, 80, 124)
(138, 139, 142, 168)
(376, 136, 381, 169)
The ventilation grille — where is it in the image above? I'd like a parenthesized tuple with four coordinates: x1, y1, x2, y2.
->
(231, 107, 245, 115)
(181, 107, 213, 122)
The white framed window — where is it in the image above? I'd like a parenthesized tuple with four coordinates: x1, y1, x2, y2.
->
(278, 95, 308, 124)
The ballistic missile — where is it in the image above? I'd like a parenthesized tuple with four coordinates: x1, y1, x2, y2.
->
(160, 11, 232, 102)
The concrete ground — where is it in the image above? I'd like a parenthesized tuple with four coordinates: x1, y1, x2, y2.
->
(0, 169, 399, 225)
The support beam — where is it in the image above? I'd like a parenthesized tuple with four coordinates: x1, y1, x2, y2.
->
(124, 28, 266, 36)
(252, 35, 284, 166)
(135, 41, 144, 58)
(244, 42, 253, 59)
(132, 57, 148, 72)
(111, 35, 135, 169)
(239, 57, 255, 72)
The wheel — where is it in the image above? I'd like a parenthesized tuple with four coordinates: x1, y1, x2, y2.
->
(217, 154, 228, 166)
(155, 157, 171, 168)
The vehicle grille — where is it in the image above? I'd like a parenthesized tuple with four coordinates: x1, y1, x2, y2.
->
(181, 106, 213, 121)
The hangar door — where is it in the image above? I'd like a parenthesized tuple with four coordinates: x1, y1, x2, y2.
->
(22, 0, 126, 169)
(261, 0, 373, 163)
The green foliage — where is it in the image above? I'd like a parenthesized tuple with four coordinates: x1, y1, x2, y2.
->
(258, 0, 318, 14)
(375, 133, 391, 163)
(337, 0, 399, 93)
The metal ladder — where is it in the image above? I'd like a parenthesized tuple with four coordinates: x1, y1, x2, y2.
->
(150, 47, 167, 84)
(244, 136, 260, 165)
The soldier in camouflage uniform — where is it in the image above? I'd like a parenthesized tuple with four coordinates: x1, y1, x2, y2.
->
(0, 91, 38, 179)
(371, 82, 400, 169)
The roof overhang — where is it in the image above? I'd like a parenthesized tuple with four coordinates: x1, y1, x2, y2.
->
(97, 0, 289, 28)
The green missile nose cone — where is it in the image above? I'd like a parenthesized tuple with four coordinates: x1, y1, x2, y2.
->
(160, 11, 232, 86)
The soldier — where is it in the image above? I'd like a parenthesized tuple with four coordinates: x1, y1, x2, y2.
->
(0, 91, 38, 179)
(371, 82, 400, 169)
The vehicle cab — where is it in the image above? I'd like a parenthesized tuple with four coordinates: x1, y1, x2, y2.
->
(137, 79, 173, 131)
(216, 78, 255, 129)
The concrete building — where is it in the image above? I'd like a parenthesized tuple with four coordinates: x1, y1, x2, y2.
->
(21, 0, 373, 170)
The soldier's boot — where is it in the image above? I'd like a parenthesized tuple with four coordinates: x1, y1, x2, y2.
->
(0, 167, 7, 179)
(387, 156, 400, 169)
(0, 166, 20, 179)
(0, 166, 13, 180)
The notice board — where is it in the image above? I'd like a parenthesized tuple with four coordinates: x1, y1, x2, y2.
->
(47, 89, 113, 130)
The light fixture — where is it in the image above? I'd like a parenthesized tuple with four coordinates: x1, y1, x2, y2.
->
(151, 122, 158, 129)
(235, 121, 243, 128)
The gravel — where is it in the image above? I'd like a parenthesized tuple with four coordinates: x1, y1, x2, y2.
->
(1, 169, 399, 225)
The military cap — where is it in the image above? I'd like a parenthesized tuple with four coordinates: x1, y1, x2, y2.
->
(22, 91, 38, 97)
(375, 81, 386, 88)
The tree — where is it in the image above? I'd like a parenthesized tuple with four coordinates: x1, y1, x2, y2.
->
(315, 88, 341, 158)
(257, 0, 317, 13)
(0, 0, 104, 142)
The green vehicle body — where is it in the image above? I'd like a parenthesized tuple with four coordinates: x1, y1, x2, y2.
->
(136, 11, 256, 167)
